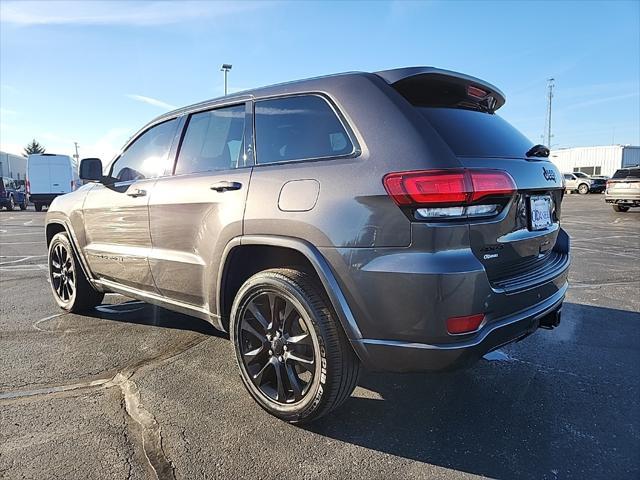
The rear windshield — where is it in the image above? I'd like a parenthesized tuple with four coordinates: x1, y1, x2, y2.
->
(418, 107, 534, 158)
(613, 168, 640, 179)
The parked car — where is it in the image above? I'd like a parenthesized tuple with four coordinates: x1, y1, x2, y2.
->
(44, 67, 569, 423)
(0, 177, 28, 210)
(605, 166, 640, 212)
(563, 171, 606, 194)
(27, 153, 79, 211)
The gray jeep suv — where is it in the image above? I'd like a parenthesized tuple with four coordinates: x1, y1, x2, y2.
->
(45, 67, 569, 423)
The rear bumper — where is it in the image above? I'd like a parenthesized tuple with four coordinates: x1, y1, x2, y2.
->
(321, 227, 571, 373)
(605, 193, 640, 205)
(354, 283, 566, 372)
(29, 193, 61, 204)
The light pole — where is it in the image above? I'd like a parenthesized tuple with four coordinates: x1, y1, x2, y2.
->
(73, 142, 80, 164)
(221, 64, 232, 95)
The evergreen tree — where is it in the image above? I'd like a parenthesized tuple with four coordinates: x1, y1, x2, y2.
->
(23, 139, 46, 157)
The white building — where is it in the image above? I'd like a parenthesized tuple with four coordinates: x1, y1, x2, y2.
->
(550, 145, 640, 178)
(0, 151, 27, 180)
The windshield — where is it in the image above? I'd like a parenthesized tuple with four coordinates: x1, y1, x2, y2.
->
(418, 107, 534, 158)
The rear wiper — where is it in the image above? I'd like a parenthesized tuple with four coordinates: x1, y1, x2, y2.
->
(526, 144, 550, 158)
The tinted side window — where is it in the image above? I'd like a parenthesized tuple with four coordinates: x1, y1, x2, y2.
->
(175, 105, 245, 175)
(563, 174, 573, 180)
(110, 119, 178, 182)
(255, 95, 353, 165)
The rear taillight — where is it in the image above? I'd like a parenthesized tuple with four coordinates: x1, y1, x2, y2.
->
(447, 313, 485, 334)
(383, 169, 516, 220)
(26, 179, 30, 194)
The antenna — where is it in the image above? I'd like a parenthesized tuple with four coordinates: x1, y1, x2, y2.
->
(543, 78, 555, 147)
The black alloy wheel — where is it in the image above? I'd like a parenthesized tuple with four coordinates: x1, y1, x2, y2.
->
(50, 241, 76, 303)
(238, 290, 317, 404)
(48, 232, 104, 311)
(231, 269, 361, 423)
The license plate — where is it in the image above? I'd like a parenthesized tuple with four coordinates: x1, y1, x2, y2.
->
(529, 195, 552, 230)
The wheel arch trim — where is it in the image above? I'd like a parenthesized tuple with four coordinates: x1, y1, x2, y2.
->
(217, 235, 368, 360)
(46, 218, 98, 288)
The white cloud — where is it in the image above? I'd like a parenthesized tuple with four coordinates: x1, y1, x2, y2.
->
(127, 94, 177, 110)
(559, 92, 640, 112)
(0, 1, 270, 26)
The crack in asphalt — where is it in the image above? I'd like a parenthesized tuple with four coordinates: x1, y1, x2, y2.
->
(0, 335, 207, 480)
(118, 373, 176, 480)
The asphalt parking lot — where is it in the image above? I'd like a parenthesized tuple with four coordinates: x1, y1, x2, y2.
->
(1, 195, 638, 480)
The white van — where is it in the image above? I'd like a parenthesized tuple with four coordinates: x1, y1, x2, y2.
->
(26, 154, 79, 211)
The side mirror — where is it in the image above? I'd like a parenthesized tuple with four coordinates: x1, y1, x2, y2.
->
(79, 158, 103, 181)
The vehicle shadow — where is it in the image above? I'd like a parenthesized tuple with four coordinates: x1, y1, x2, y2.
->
(306, 302, 640, 479)
(82, 300, 224, 337)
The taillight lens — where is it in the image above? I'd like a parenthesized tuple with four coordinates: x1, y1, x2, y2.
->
(383, 169, 516, 220)
(26, 180, 30, 194)
(447, 314, 485, 334)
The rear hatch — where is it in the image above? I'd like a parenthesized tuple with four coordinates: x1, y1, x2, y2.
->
(379, 68, 567, 292)
(28, 154, 72, 194)
(607, 167, 640, 195)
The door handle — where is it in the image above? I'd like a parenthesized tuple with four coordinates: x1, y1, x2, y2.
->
(126, 188, 147, 198)
(210, 181, 242, 192)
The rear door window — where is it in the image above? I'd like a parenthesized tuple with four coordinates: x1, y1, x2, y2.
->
(418, 107, 533, 159)
(175, 104, 246, 175)
(254, 95, 353, 165)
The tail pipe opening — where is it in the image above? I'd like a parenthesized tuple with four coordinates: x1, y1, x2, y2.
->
(539, 307, 562, 330)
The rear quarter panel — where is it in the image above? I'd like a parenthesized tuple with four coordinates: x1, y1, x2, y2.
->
(243, 73, 461, 248)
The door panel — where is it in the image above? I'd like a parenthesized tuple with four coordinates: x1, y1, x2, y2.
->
(148, 102, 251, 310)
(83, 179, 158, 292)
(82, 117, 180, 292)
(148, 170, 252, 307)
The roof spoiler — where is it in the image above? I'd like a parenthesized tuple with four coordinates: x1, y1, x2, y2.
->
(375, 67, 506, 112)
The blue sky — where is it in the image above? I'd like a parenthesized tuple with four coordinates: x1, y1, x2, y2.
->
(1, 0, 638, 159)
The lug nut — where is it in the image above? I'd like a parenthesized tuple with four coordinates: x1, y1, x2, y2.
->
(278, 356, 283, 362)
(268, 350, 273, 356)
(283, 345, 288, 351)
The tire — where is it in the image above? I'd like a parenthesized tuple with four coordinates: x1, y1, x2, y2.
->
(6, 196, 15, 211)
(34, 203, 43, 212)
(230, 268, 360, 424)
(48, 232, 104, 312)
(578, 183, 589, 195)
(19, 200, 27, 210)
(613, 205, 630, 212)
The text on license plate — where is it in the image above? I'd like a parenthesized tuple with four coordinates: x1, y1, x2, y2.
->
(529, 195, 552, 230)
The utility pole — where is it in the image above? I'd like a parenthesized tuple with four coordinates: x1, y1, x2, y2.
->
(544, 78, 555, 147)
(73, 142, 80, 164)
(221, 64, 232, 95)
